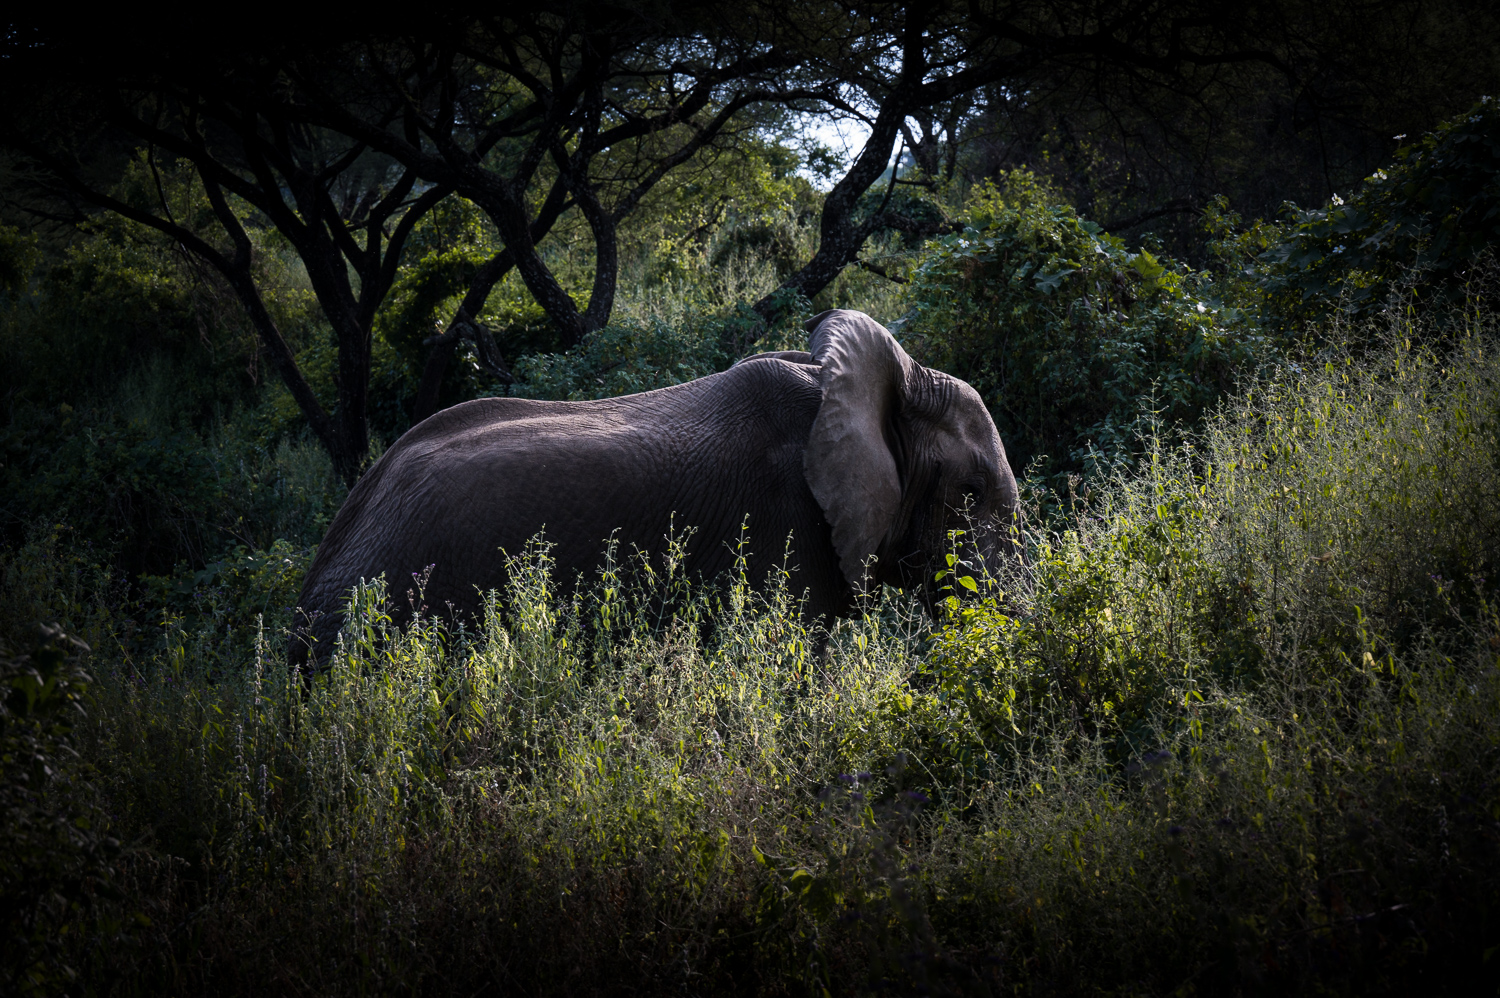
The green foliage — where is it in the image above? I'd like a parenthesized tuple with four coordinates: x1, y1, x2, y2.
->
(857, 180, 953, 250)
(0, 224, 41, 297)
(4, 410, 229, 574)
(369, 195, 543, 422)
(1, 624, 126, 996)
(379, 247, 489, 365)
(1212, 97, 1500, 330)
(905, 171, 1275, 489)
(1, 316, 1493, 993)
(511, 300, 810, 401)
(348, 165, 829, 430)
(6, 224, 240, 413)
(0, 161, 339, 577)
(0, 154, 321, 419)
(133, 539, 312, 669)
(708, 216, 807, 282)
(255, 325, 422, 447)
(626, 135, 823, 287)
(912, 320, 1500, 793)
(1, 390, 340, 577)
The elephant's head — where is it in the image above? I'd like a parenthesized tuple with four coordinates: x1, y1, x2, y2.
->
(802, 309, 1020, 608)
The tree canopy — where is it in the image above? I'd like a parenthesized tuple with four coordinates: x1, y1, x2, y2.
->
(3, 2, 1498, 481)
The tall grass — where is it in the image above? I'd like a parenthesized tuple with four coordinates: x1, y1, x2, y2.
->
(8, 315, 1500, 994)
(896, 319, 1500, 991)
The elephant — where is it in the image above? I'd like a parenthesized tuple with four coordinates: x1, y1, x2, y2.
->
(288, 309, 1020, 668)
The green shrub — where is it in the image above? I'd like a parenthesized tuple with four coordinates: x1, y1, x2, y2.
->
(1, 624, 128, 997)
(3, 413, 228, 575)
(1211, 97, 1500, 332)
(0, 174, 338, 578)
(132, 539, 313, 670)
(0, 199, 290, 422)
(907, 311, 1500, 788)
(0, 224, 41, 298)
(512, 299, 810, 402)
(905, 171, 1276, 490)
(1, 399, 339, 579)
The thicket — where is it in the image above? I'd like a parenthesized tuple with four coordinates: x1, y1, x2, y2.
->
(904, 171, 1273, 490)
(3, 101, 1500, 994)
(4, 315, 1495, 995)
(1208, 96, 1500, 332)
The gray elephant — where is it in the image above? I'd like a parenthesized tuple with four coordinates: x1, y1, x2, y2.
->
(289, 309, 1019, 667)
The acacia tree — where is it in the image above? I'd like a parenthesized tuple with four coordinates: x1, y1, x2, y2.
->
(362, 1, 1494, 343)
(289, 10, 820, 419)
(1, 11, 810, 461)
(7, 2, 1462, 469)
(0, 51, 449, 486)
(955, 0, 1500, 253)
(746, 1, 1424, 317)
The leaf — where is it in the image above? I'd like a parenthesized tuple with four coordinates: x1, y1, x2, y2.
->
(1034, 267, 1077, 293)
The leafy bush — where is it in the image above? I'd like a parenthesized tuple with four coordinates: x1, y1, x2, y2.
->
(0, 157, 318, 424)
(3, 411, 230, 574)
(0, 171, 339, 578)
(905, 171, 1275, 489)
(132, 539, 313, 670)
(512, 299, 810, 402)
(709, 215, 808, 282)
(1, 624, 126, 996)
(254, 327, 422, 447)
(0, 224, 41, 298)
(1212, 97, 1500, 331)
(910, 314, 1500, 788)
(1, 398, 339, 578)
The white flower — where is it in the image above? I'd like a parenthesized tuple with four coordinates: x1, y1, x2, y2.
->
(1330, 193, 1344, 206)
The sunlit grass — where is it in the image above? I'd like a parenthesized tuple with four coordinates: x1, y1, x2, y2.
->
(5, 314, 1499, 994)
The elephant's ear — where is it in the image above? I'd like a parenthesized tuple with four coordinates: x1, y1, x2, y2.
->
(803, 309, 914, 590)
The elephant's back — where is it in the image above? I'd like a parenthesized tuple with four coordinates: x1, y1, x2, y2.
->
(295, 359, 828, 630)
(296, 408, 645, 618)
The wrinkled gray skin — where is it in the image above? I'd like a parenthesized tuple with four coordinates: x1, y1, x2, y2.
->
(289, 310, 1019, 668)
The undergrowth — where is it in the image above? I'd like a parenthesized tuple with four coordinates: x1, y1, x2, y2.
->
(3, 319, 1499, 995)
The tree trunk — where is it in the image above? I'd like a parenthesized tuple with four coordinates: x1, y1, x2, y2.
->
(411, 335, 462, 424)
(470, 182, 589, 349)
(753, 114, 903, 322)
(408, 182, 574, 423)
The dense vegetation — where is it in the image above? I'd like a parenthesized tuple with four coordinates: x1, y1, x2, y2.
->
(2, 18, 1499, 991)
